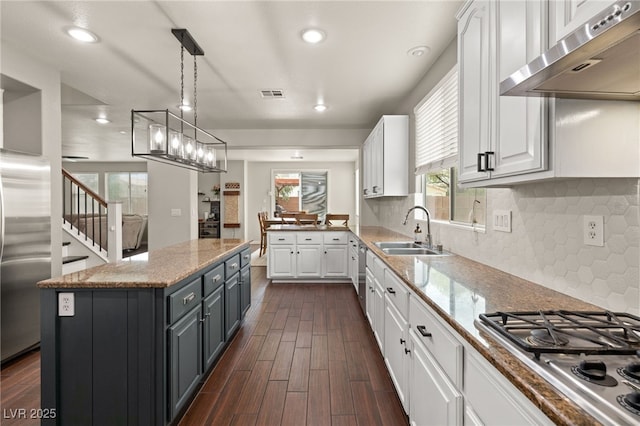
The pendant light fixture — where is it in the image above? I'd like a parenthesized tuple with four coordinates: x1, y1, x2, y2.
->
(131, 29, 227, 173)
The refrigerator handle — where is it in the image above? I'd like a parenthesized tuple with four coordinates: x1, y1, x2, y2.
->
(0, 173, 4, 262)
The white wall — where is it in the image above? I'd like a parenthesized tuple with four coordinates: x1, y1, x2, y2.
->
(147, 161, 197, 250)
(2, 43, 63, 278)
(245, 161, 357, 243)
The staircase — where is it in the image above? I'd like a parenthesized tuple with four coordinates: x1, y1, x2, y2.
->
(61, 169, 123, 274)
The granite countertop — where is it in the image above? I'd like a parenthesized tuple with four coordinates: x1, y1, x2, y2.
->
(38, 239, 250, 289)
(352, 226, 601, 426)
(266, 224, 350, 232)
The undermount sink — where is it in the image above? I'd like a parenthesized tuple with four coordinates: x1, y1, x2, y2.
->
(374, 241, 451, 256)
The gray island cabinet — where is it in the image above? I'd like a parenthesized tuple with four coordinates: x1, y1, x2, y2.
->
(37, 239, 251, 426)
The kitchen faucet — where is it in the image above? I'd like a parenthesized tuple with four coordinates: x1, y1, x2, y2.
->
(403, 206, 432, 249)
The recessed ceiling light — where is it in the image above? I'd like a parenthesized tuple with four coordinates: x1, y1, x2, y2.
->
(66, 26, 99, 43)
(314, 104, 327, 112)
(301, 28, 326, 44)
(95, 117, 110, 124)
(407, 46, 430, 57)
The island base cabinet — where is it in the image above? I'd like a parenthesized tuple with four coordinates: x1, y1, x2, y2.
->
(203, 285, 225, 371)
(240, 265, 251, 316)
(169, 305, 203, 419)
(225, 274, 241, 339)
(409, 330, 463, 426)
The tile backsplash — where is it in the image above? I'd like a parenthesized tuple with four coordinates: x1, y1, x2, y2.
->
(367, 178, 640, 314)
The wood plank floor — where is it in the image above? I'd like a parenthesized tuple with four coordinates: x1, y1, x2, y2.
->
(0, 265, 407, 426)
(179, 266, 407, 426)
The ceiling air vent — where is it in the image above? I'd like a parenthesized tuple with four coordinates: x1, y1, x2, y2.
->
(260, 89, 285, 98)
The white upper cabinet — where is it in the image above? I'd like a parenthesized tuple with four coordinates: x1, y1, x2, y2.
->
(362, 115, 408, 198)
(550, 0, 617, 43)
(458, 0, 547, 184)
(457, 0, 640, 187)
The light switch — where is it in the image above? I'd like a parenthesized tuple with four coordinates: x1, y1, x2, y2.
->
(493, 210, 512, 233)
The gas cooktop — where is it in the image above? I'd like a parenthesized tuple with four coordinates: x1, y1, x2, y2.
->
(477, 310, 640, 425)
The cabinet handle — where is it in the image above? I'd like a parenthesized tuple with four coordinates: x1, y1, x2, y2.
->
(400, 338, 406, 345)
(183, 292, 196, 305)
(199, 317, 206, 323)
(230, 262, 238, 269)
(404, 348, 411, 355)
(477, 153, 485, 172)
(332, 238, 340, 241)
(363, 189, 369, 195)
(243, 255, 250, 260)
(386, 287, 396, 295)
(484, 151, 495, 171)
(372, 185, 379, 193)
(278, 238, 285, 241)
(305, 238, 312, 241)
(212, 274, 221, 282)
(416, 325, 432, 337)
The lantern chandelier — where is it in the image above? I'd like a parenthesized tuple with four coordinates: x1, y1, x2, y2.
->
(131, 29, 228, 173)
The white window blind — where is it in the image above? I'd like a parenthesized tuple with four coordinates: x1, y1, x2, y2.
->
(414, 66, 458, 175)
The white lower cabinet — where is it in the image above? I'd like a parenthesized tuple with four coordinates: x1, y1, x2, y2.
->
(361, 253, 552, 425)
(267, 231, 349, 280)
(384, 294, 409, 412)
(409, 329, 463, 426)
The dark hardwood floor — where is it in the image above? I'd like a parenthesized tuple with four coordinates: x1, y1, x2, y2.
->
(0, 265, 407, 426)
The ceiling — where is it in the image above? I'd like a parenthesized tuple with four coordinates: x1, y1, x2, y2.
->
(1, 0, 461, 163)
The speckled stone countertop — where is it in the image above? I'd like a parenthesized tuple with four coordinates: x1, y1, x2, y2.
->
(266, 224, 350, 232)
(352, 226, 602, 426)
(38, 239, 250, 289)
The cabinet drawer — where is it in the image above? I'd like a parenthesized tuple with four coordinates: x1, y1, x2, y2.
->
(168, 277, 202, 324)
(269, 232, 296, 245)
(323, 232, 348, 245)
(384, 271, 409, 319)
(203, 264, 224, 296)
(409, 296, 463, 387)
(240, 248, 251, 268)
(296, 232, 322, 244)
(225, 254, 241, 278)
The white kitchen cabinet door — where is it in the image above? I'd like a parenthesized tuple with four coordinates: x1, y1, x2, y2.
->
(268, 245, 296, 278)
(365, 269, 375, 327)
(491, 0, 547, 179)
(296, 245, 322, 277)
(371, 119, 384, 196)
(323, 245, 349, 278)
(373, 276, 385, 352)
(458, 0, 491, 183)
(550, 0, 617, 43)
(362, 136, 373, 197)
(409, 330, 463, 426)
(384, 295, 409, 413)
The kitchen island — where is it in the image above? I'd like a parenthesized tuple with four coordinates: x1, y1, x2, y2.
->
(37, 238, 251, 426)
(351, 226, 609, 426)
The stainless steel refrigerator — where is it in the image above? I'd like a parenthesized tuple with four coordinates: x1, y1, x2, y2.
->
(0, 149, 51, 363)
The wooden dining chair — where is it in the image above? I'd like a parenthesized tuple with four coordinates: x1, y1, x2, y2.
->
(295, 213, 318, 225)
(280, 212, 298, 223)
(258, 211, 269, 256)
(325, 214, 349, 226)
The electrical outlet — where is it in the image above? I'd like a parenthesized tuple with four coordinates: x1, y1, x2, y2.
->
(58, 292, 75, 317)
(583, 215, 604, 247)
(493, 210, 512, 233)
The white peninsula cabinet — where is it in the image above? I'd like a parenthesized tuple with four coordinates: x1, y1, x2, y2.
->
(362, 115, 408, 198)
(363, 250, 552, 425)
(457, 0, 640, 187)
(267, 231, 350, 281)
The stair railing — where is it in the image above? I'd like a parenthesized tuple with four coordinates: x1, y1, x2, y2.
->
(62, 169, 108, 253)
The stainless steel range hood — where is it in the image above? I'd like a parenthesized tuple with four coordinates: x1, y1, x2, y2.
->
(500, 0, 640, 101)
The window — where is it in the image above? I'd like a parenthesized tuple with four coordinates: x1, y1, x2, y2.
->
(414, 66, 485, 227)
(106, 172, 148, 215)
(273, 170, 327, 219)
(71, 173, 99, 193)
